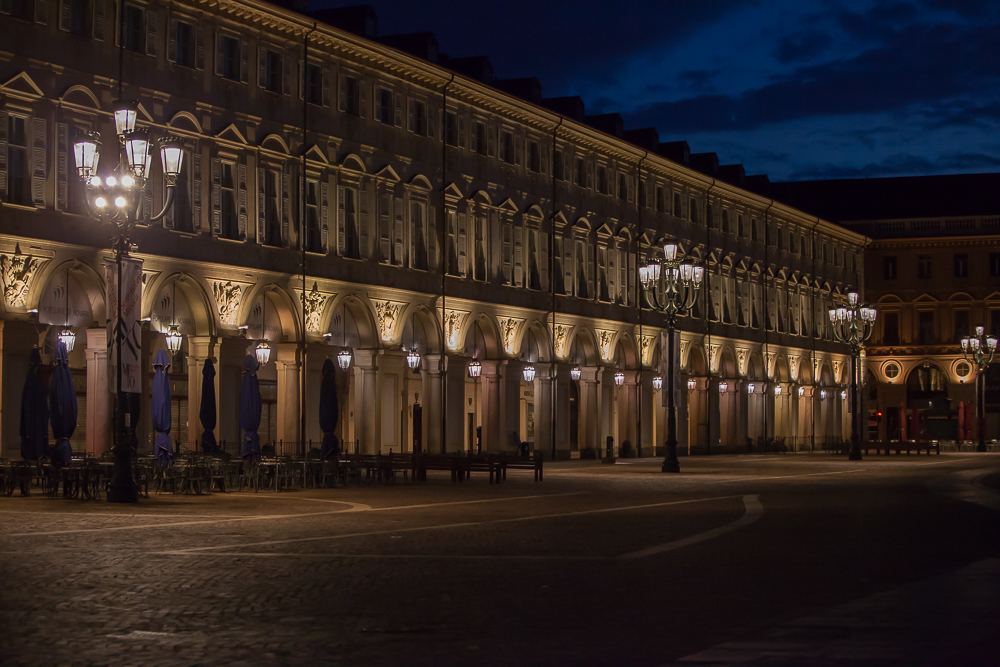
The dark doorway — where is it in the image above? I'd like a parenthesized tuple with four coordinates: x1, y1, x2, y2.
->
(569, 381, 579, 448)
(467, 412, 475, 452)
(412, 403, 422, 454)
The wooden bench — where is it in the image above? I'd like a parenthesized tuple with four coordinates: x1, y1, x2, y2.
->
(497, 452, 544, 482)
(414, 454, 462, 482)
(457, 455, 499, 484)
(864, 440, 940, 455)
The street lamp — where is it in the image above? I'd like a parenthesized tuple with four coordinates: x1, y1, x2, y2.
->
(73, 100, 184, 503)
(164, 325, 183, 356)
(652, 375, 663, 392)
(570, 365, 582, 382)
(640, 240, 704, 473)
(829, 290, 876, 461)
(614, 370, 625, 387)
(960, 325, 997, 452)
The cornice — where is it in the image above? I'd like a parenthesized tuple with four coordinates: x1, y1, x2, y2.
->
(870, 235, 1000, 249)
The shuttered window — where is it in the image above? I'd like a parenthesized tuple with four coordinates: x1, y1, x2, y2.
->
(216, 33, 247, 82)
(3, 114, 31, 206)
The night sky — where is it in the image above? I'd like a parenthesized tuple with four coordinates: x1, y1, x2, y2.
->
(313, 0, 1000, 182)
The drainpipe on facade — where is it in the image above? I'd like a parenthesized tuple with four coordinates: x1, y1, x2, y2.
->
(762, 200, 775, 443)
(550, 117, 563, 460)
(440, 73, 455, 454)
(703, 178, 716, 454)
(635, 151, 646, 458)
(810, 216, 821, 453)
(300, 21, 317, 456)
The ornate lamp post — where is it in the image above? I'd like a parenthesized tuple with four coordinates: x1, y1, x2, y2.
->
(828, 290, 876, 461)
(73, 101, 184, 503)
(639, 241, 704, 472)
(960, 325, 997, 452)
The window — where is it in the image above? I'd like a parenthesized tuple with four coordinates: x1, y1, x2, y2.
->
(575, 157, 586, 186)
(262, 48, 283, 94)
(553, 150, 564, 181)
(473, 214, 487, 281)
(342, 74, 360, 116)
(917, 255, 932, 279)
(375, 87, 392, 123)
(597, 166, 608, 195)
(343, 187, 359, 259)
(750, 218, 758, 242)
(4, 115, 31, 206)
(219, 161, 238, 240)
(444, 111, 457, 146)
(884, 362, 900, 380)
(303, 62, 324, 106)
(471, 121, 486, 155)
(802, 234, 808, 256)
(883, 256, 897, 280)
(528, 140, 540, 172)
(738, 215, 744, 237)
(721, 210, 729, 233)
(917, 311, 935, 345)
(500, 131, 513, 164)
(167, 149, 193, 232)
(263, 171, 281, 247)
(954, 310, 970, 342)
(638, 180, 646, 208)
(408, 99, 427, 136)
(690, 198, 699, 223)
(673, 193, 682, 217)
(216, 34, 244, 82)
(304, 179, 321, 252)
(61, 0, 89, 36)
(991, 309, 1000, 337)
(122, 3, 145, 53)
(410, 201, 427, 270)
(882, 311, 899, 345)
(655, 186, 665, 213)
(990, 253, 1000, 278)
(6, 0, 34, 20)
(618, 173, 627, 201)
(953, 253, 968, 278)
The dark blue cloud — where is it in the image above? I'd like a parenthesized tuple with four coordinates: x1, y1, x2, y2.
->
(775, 30, 833, 63)
(788, 152, 1000, 180)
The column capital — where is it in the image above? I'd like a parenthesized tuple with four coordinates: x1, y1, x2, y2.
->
(354, 348, 379, 369)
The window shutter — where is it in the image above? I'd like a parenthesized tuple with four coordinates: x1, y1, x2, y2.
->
(587, 161, 593, 189)
(540, 144, 547, 176)
(167, 18, 177, 62)
(282, 52, 291, 96)
(240, 40, 248, 82)
(282, 168, 291, 245)
(407, 98, 415, 133)
(236, 161, 246, 238)
(514, 134, 521, 166)
(621, 249, 629, 304)
(210, 157, 221, 235)
(587, 243, 595, 298)
(393, 196, 404, 265)
(498, 132, 506, 163)
(256, 167, 265, 242)
(145, 10, 156, 57)
(93, 0, 104, 40)
(0, 111, 6, 202)
(393, 91, 402, 126)
(59, 0, 70, 30)
(539, 231, 548, 291)
(320, 179, 329, 252)
(564, 239, 573, 295)
(488, 122, 496, 157)
(427, 204, 436, 270)
(513, 225, 523, 287)
(192, 151, 202, 231)
(359, 78, 367, 118)
(258, 45, 266, 88)
(501, 221, 512, 284)
(458, 116, 465, 149)
(338, 71, 347, 112)
(163, 173, 176, 228)
(409, 202, 418, 267)
(31, 117, 47, 208)
(142, 180, 153, 222)
(378, 194, 390, 261)
(627, 177, 634, 203)
(56, 122, 67, 210)
(607, 245, 616, 303)
(195, 26, 204, 69)
(321, 67, 330, 107)
(359, 181, 370, 259)
(337, 185, 346, 255)
(298, 60, 304, 100)
(35, 0, 46, 23)
(457, 212, 467, 277)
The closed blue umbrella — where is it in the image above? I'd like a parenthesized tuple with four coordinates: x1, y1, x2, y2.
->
(319, 358, 340, 460)
(20, 347, 49, 461)
(151, 348, 173, 467)
(200, 358, 218, 453)
(49, 341, 76, 468)
(239, 354, 261, 462)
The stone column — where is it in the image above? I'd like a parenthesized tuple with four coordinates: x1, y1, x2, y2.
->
(444, 355, 467, 453)
(734, 379, 750, 452)
(580, 366, 602, 456)
(184, 336, 215, 451)
(354, 349, 380, 454)
(480, 360, 503, 452)
(707, 376, 721, 454)
(533, 363, 553, 458)
(274, 343, 301, 453)
(421, 354, 444, 454)
(85, 328, 110, 457)
(600, 367, 616, 454)
(553, 363, 571, 456)
(501, 360, 523, 451)
(620, 370, 639, 454)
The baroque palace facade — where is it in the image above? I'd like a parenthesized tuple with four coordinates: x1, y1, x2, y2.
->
(0, 0, 863, 459)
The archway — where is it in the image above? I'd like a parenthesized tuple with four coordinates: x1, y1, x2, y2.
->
(717, 347, 739, 451)
(516, 321, 551, 452)
(684, 343, 709, 455)
(565, 327, 601, 454)
(906, 362, 952, 441)
(460, 314, 504, 453)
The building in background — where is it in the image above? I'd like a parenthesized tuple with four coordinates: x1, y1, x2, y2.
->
(0, 0, 862, 461)
(773, 174, 1000, 445)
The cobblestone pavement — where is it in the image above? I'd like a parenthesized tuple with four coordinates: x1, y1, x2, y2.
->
(2, 454, 999, 666)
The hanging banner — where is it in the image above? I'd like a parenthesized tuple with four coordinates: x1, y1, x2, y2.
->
(660, 329, 682, 407)
(106, 257, 143, 394)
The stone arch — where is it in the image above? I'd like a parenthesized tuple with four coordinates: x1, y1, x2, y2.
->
(59, 84, 101, 110)
(239, 284, 301, 343)
(613, 330, 639, 370)
(472, 190, 492, 206)
(341, 153, 366, 173)
(718, 347, 738, 379)
(799, 356, 814, 385)
(323, 293, 380, 350)
(167, 111, 202, 134)
(685, 342, 708, 376)
(517, 319, 552, 363)
(143, 272, 215, 337)
(461, 312, 504, 361)
(32, 259, 106, 326)
(567, 326, 600, 367)
(819, 360, 835, 387)
(260, 134, 291, 155)
(397, 303, 442, 354)
(747, 351, 765, 381)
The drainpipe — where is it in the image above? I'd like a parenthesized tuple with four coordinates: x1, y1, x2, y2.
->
(703, 178, 716, 454)
(810, 216, 821, 453)
(635, 151, 646, 458)
(761, 200, 775, 442)
(300, 21, 317, 456)
(550, 117, 563, 460)
(440, 73, 455, 454)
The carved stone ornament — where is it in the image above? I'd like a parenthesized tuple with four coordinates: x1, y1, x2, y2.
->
(596, 329, 615, 362)
(787, 354, 800, 382)
(832, 359, 843, 383)
(444, 310, 468, 351)
(300, 282, 329, 333)
(708, 343, 721, 373)
(212, 280, 243, 326)
(679, 339, 691, 368)
(372, 300, 403, 343)
(736, 347, 749, 376)
(1, 243, 44, 308)
(497, 316, 524, 355)
(639, 334, 656, 368)
(813, 357, 821, 382)
(553, 324, 570, 359)
(766, 351, 777, 379)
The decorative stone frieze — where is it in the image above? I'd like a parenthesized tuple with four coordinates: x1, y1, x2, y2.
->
(596, 329, 615, 363)
(497, 316, 525, 356)
(736, 347, 749, 376)
(211, 280, 243, 326)
(0, 243, 45, 309)
(444, 309, 469, 351)
(372, 300, 404, 343)
(300, 282, 329, 333)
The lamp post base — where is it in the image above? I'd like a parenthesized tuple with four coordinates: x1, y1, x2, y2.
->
(107, 483, 139, 504)
(848, 448, 863, 461)
(662, 459, 680, 473)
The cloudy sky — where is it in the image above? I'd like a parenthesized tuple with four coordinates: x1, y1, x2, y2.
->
(314, 0, 1000, 182)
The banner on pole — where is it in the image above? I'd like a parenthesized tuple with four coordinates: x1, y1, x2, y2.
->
(106, 257, 143, 394)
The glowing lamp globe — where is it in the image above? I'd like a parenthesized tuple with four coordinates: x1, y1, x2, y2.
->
(255, 340, 271, 366)
(337, 348, 353, 370)
(406, 348, 421, 370)
(522, 365, 536, 382)
(570, 365, 582, 381)
(614, 371, 625, 387)
(651, 375, 663, 392)
(468, 360, 482, 378)
(58, 328, 76, 354)
(164, 325, 183, 356)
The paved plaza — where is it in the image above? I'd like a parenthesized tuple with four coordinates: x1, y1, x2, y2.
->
(2, 454, 1000, 666)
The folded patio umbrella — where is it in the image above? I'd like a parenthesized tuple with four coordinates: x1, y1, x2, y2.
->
(49, 341, 76, 468)
(958, 401, 965, 441)
(20, 347, 49, 461)
(199, 358, 218, 453)
(899, 403, 906, 441)
(152, 348, 173, 467)
(911, 405, 920, 442)
(239, 354, 261, 462)
(319, 358, 340, 460)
